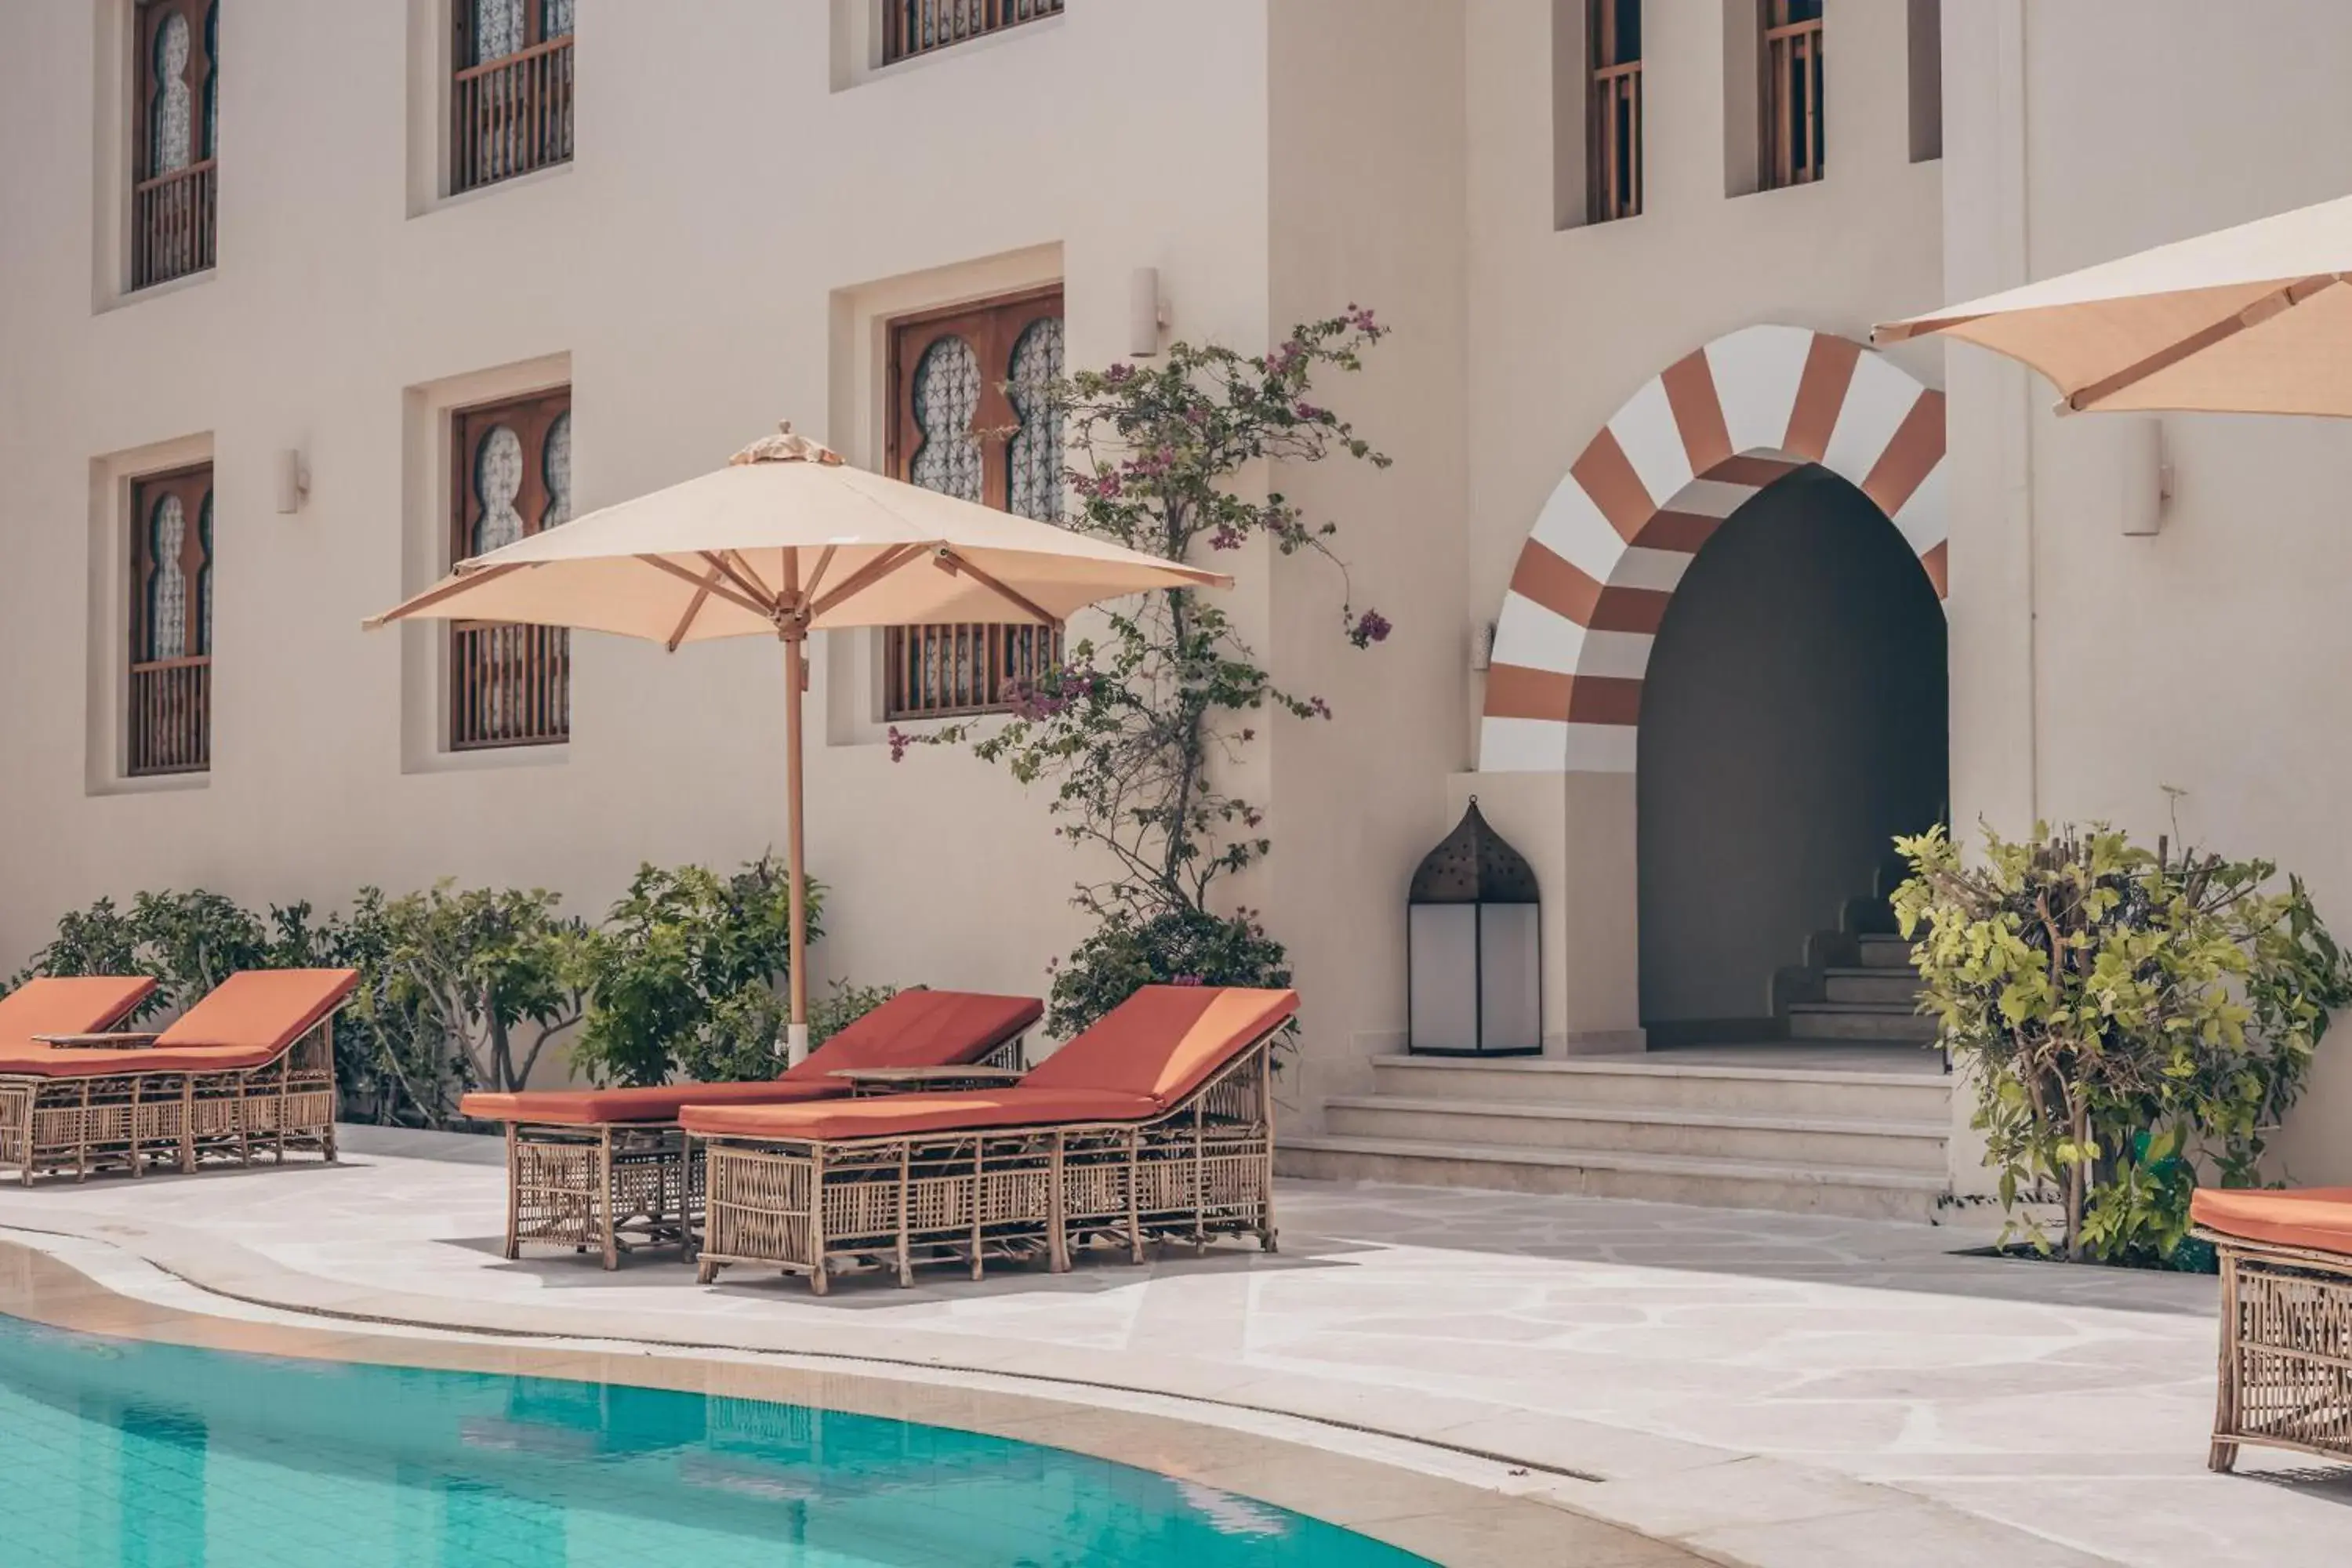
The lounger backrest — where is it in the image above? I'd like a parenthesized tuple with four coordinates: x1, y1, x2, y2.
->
(0, 975, 158, 1049)
(1020, 985, 1298, 1109)
(780, 989, 1043, 1080)
(153, 969, 360, 1051)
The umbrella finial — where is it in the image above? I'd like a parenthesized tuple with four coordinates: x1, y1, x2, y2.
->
(731, 422, 845, 468)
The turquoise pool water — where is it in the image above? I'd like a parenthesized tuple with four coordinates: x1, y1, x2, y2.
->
(0, 1314, 1430, 1566)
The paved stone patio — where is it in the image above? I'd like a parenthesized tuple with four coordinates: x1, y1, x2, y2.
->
(2, 1128, 2347, 1566)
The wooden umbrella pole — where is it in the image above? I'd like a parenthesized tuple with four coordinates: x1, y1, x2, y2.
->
(782, 626, 810, 1065)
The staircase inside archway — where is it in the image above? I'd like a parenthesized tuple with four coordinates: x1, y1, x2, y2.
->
(1279, 855, 1955, 1222)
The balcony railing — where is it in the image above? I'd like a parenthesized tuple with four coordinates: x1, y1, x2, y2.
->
(451, 622, 570, 749)
(129, 656, 210, 776)
(884, 622, 1058, 721)
(452, 34, 575, 194)
(132, 160, 216, 291)
(1588, 60, 1642, 223)
(1763, 17, 1824, 188)
(883, 0, 1062, 65)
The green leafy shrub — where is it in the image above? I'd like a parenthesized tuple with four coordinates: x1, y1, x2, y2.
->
(568, 856, 822, 1087)
(1893, 822, 2352, 1265)
(1047, 907, 1294, 1047)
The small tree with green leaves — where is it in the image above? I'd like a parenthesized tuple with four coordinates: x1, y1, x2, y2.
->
(570, 855, 823, 1087)
(895, 310, 1391, 1033)
(369, 884, 586, 1101)
(1893, 822, 2352, 1264)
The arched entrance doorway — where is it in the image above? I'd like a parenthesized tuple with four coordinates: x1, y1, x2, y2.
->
(1635, 466, 1947, 1038)
(1472, 324, 1950, 1050)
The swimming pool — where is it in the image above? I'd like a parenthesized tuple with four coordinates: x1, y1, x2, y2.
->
(0, 1313, 1430, 1566)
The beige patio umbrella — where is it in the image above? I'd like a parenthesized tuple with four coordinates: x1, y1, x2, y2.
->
(1876, 191, 2352, 416)
(368, 424, 1228, 1061)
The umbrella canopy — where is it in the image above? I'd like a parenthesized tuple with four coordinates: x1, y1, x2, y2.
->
(368, 425, 1228, 1060)
(368, 425, 1226, 645)
(1875, 191, 2352, 416)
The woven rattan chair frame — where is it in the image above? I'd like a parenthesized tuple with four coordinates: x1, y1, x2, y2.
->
(499, 1033, 1029, 1270)
(2195, 1225, 2352, 1473)
(692, 1029, 1279, 1295)
(0, 1012, 340, 1186)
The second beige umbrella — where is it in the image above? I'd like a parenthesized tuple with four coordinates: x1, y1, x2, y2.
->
(368, 425, 1229, 1060)
(1877, 191, 2352, 417)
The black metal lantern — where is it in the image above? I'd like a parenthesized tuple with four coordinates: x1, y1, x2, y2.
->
(1406, 798, 1542, 1057)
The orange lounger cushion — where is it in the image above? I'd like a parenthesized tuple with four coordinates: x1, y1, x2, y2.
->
(0, 970, 357, 1079)
(0, 976, 158, 1060)
(681, 1087, 1158, 1142)
(459, 989, 1044, 1127)
(2192, 1187, 2352, 1256)
(1019, 985, 1298, 1109)
(154, 969, 360, 1054)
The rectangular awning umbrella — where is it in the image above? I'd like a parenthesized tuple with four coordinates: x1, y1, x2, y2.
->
(1876, 191, 2352, 417)
(369, 425, 1229, 1060)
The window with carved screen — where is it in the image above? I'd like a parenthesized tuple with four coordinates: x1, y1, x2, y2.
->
(1761, 0, 1824, 190)
(449, 390, 572, 750)
(128, 463, 213, 776)
(882, 0, 1062, 65)
(883, 289, 1066, 720)
(132, 0, 217, 290)
(451, 0, 574, 194)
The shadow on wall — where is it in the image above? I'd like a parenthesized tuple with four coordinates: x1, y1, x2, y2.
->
(1637, 466, 1947, 1034)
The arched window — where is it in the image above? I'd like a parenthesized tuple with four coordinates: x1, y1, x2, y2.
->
(150, 12, 193, 176)
(449, 390, 572, 750)
(128, 463, 213, 776)
(884, 288, 1065, 719)
(909, 336, 984, 503)
(132, 0, 217, 289)
(147, 494, 188, 661)
(1007, 315, 1066, 522)
(452, 0, 575, 191)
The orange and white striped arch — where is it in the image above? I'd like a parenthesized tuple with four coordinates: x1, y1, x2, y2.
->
(1478, 325, 1948, 775)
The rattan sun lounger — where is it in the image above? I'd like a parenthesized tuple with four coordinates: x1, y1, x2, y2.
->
(2191, 1187, 2352, 1472)
(0, 968, 355, 1184)
(682, 985, 1296, 1294)
(459, 989, 1041, 1269)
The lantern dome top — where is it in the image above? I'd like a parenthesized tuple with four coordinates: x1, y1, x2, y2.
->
(1409, 799, 1540, 905)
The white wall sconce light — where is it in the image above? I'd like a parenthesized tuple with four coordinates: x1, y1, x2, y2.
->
(275, 448, 311, 515)
(1129, 267, 1167, 358)
(2118, 416, 2172, 536)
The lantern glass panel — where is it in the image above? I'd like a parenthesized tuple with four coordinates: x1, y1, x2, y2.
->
(1408, 903, 1479, 1052)
(1478, 902, 1542, 1053)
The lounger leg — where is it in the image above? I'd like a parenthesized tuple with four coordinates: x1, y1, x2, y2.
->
(503, 1126, 522, 1261)
(895, 1145, 913, 1288)
(2211, 1250, 2242, 1474)
(129, 1080, 143, 1179)
(1126, 1129, 1144, 1264)
(696, 1258, 720, 1285)
(1047, 1133, 1070, 1275)
(599, 1128, 619, 1271)
(970, 1141, 986, 1281)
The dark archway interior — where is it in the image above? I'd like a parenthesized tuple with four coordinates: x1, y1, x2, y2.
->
(1636, 465, 1947, 1036)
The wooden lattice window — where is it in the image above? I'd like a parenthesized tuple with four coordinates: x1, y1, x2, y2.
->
(451, 0, 575, 194)
(1761, 0, 1824, 190)
(883, 0, 1063, 65)
(132, 0, 217, 290)
(882, 288, 1066, 720)
(449, 390, 572, 750)
(129, 463, 212, 776)
(1588, 0, 1642, 223)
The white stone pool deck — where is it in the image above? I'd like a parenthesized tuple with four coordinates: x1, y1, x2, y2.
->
(2, 1127, 2347, 1568)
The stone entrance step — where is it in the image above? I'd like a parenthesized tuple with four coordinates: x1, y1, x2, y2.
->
(1276, 1133, 1950, 1222)
(1823, 967, 1925, 1006)
(1856, 934, 1918, 969)
(1321, 1094, 1948, 1172)
(1786, 1000, 1939, 1043)
(1371, 1054, 1948, 1120)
